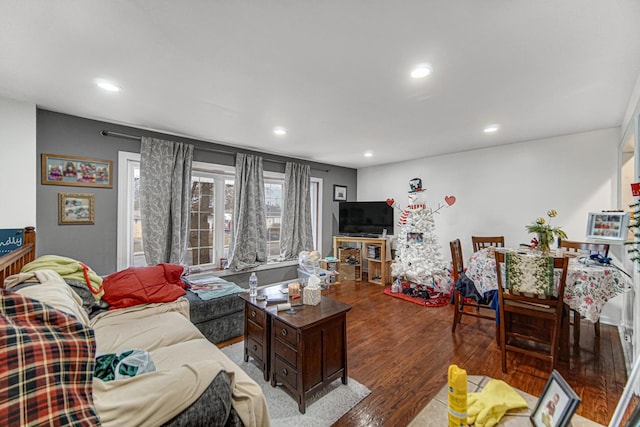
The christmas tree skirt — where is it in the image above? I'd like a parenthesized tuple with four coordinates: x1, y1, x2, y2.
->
(384, 284, 451, 307)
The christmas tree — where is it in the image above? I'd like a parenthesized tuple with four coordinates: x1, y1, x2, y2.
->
(391, 178, 452, 294)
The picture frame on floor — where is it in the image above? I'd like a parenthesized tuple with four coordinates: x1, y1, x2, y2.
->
(530, 370, 580, 427)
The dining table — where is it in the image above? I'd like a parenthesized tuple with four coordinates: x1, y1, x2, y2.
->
(466, 247, 632, 322)
(465, 247, 632, 359)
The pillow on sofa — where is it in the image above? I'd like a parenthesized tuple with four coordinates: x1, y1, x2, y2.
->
(102, 264, 187, 310)
(0, 289, 100, 426)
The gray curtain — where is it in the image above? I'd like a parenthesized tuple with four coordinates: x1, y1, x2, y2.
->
(280, 162, 313, 259)
(228, 153, 267, 270)
(140, 137, 193, 265)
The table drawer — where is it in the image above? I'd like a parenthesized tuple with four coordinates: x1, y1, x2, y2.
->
(247, 337, 264, 361)
(274, 338, 297, 368)
(247, 306, 265, 326)
(247, 319, 264, 343)
(274, 356, 297, 389)
(273, 319, 297, 348)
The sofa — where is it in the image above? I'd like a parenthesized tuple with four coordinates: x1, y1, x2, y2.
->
(1, 268, 269, 427)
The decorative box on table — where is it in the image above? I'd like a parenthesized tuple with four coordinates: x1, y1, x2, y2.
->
(303, 287, 321, 305)
(321, 259, 340, 272)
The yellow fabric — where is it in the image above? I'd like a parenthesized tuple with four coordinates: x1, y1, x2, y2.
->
(467, 379, 527, 427)
(21, 255, 104, 299)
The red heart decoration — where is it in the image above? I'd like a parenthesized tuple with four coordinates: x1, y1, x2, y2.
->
(386, 198, 395, 207)
(444, 195, 456, 206)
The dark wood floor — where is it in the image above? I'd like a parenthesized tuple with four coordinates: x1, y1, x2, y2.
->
(221, 279, 630, 426)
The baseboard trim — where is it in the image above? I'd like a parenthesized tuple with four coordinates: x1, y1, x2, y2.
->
(618, 324, 634, 374)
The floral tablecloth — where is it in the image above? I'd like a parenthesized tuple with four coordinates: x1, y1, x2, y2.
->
(465, 248, 632, 322)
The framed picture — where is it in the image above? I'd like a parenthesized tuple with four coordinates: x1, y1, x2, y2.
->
(530, 370, 580, 427)
(42, 153, 112, 188)
(585, 211, 630, 241)
(58, 193, 95, 225)
(334, 185, 347, 201)
(407, 232, 424, 244)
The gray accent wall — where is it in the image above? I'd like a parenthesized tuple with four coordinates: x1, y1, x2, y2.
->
(36, 109, 357, 276)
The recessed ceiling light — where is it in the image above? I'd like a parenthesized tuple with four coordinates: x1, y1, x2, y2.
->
(364, 151, 373, 157)
(273, 126, 287, 136)
(484, 124, 500, 133)
(95, 79, 120, 92)
(410, 63, 433, 79)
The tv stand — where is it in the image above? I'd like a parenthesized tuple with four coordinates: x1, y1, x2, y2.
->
(333, 236, 392, 285)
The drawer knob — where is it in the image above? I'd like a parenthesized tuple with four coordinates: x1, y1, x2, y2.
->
(251, 310, 257, 317)
(282, 368, 288, 376)
(281, 329, 288, 336)
(253, 344, 257, 351)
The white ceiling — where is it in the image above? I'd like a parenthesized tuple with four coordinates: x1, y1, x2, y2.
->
(2, 1, 640, 169)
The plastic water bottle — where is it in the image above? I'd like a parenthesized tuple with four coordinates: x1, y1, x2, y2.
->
(249, 272, 258, 297)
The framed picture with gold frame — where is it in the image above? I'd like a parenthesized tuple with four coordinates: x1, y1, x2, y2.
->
(42, 153, 112, 188)
(58, 193, 95, 225)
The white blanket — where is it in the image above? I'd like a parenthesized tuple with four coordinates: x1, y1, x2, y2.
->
(91, 301, 270, 427)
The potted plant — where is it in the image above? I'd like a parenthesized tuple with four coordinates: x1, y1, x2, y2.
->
(525, 209, 568, 254)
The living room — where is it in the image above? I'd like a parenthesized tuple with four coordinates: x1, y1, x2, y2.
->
(2, 2, 640, 425)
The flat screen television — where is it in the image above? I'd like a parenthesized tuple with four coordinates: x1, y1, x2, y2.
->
(338, 201, 394, 236)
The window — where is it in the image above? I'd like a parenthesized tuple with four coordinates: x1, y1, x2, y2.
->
(264, 179, 283, 259)
(117, 152, 322, 270)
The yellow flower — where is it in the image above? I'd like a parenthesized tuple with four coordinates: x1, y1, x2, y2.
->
(525, 210, 567, 244)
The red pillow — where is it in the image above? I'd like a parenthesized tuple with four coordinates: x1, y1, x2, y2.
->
(102, 264, 186, 310)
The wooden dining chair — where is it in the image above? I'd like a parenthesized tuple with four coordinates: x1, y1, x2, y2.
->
(559, 239, 610, 343)
(472, 236, 505, 253)
(494, 251, 570, 373)
(450, 239, 498, 341)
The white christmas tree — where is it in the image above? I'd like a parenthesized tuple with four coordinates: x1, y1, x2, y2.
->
(390, 179, 453, 294)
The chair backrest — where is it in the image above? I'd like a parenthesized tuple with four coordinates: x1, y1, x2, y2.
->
(472, 236, 505, 252)
(494, 251, 569, 301)
(559, 240, 609, 256)
(449, 239, 464, 282)
(504, 252, 554, 296)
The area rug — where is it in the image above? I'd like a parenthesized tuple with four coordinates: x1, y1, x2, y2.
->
(383, 285, 451, 307)
(221, 342, 370, 427)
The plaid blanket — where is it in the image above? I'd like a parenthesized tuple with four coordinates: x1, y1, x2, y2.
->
(0, 289, 100, 426)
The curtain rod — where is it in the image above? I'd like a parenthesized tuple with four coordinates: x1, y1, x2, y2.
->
(100, 130, 330, 172)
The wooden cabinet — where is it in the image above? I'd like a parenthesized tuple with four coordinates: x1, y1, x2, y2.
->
(333, 236, 391, 285)
(240, 296, 271, 381)
(270, 298, 351, 414)
(337, 246, 361, 281)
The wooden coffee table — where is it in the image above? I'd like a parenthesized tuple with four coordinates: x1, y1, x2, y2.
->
(269, 297, 352, 413)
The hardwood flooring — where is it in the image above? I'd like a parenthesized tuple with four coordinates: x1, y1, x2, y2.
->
(221, 279, 629, 426)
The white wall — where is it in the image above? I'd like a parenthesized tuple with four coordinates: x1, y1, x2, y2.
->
(0, 97, 36, 227)
(359, 128, 619, 257)
(358, 128, 622, 323)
